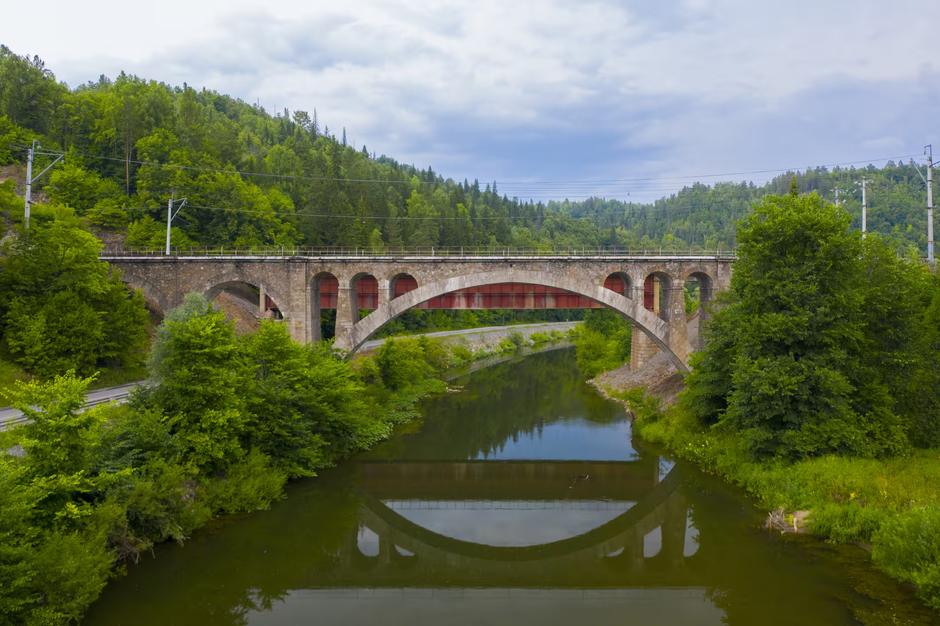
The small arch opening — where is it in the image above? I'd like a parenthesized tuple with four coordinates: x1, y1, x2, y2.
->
(352, 273, 379, 321)
(390, 273, 418, 299)
(603, 272, 632, 298)
(312, 272, 338, 341)
(643, 273, 672, 321)
(683, 272, 714, 320)
(394, 545, 415, 558)
(604, 546, 625, 559)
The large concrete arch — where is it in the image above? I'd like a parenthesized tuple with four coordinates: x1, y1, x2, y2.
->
(335, 269, 689, 370)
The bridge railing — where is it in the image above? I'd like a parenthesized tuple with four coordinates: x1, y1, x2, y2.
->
(101, 246, 738, 259)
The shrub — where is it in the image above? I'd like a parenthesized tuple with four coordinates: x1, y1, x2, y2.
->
(375, 337, 435, 391)
(873, 508, 940, 609)
(203, 450, 286, 514)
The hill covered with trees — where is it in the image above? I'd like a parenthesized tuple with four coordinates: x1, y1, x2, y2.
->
(0, 44, 933, 255)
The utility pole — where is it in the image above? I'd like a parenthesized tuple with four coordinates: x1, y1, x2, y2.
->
(23, 140, 64, 231)
(834, 187, 841, 206)
(24, 141, 34, 231)
(165, 197, 187, 255)
(927, 145, 934, 264)
(860, 178, 868, 236)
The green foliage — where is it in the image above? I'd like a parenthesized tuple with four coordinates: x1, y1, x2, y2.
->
(685, 194, 921, 459)
(46, 161, 122, 214)
(873, 508, 940, 609)
(0, 214, 149, 378)
(240, 321, 382, 475)
(573, 310, 632, 378)
(507, 331, 526, 350)
(125, 215, 194, 250)
(5, 373, 99, 478)
(0, 180, 20, 219)
(102, 457, 210, 556)
(0, 46, 67, 135)
(145, 294, 247, 473)
(902, 283, 940, 447)
(0, 115, 34, 165)
(0, 373, 115, 625)
(202, 449, 286, 514)
(375, 337, 437, 392)
(0, 299, 477, 623)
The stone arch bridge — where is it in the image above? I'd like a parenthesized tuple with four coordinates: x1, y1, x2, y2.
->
(101, 253, 733, 370)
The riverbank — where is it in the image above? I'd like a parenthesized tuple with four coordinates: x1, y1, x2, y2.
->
(0, 314, 574, 625)
(592, 360, 940, 613)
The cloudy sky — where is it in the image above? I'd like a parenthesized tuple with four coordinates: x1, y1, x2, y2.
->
(2, 0, 938, 201)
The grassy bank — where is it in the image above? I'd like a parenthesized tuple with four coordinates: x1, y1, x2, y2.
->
(611, 386, 940, 611)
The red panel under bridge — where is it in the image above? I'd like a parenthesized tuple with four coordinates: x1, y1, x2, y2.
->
(317, 275, 630, 310)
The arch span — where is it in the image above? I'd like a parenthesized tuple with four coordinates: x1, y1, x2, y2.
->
(335, 269, 689, 370)
(204, 279, 286, 317)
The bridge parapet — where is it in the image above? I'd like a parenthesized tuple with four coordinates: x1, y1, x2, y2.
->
(101, 252, 733, 369)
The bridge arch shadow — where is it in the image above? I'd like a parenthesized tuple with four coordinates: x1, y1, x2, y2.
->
(337, 269, 687, 370)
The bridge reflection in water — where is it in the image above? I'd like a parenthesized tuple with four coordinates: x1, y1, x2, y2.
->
(228, 458, 721, 626)
(334, 457, 700, 589)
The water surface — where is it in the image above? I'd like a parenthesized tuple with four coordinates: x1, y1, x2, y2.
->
(85, 349, 934, 625)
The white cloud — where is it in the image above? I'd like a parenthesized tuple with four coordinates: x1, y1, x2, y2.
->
(1, 0, 937, 198)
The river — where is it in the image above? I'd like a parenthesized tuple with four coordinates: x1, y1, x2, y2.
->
(84, 349, 934, 625)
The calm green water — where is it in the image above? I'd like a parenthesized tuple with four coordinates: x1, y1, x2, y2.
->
(85, 349, 934, 625)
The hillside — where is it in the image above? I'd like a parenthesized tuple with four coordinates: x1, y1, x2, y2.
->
(0, 45, 932, 254)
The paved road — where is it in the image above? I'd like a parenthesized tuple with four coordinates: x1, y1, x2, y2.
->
(0, 382, 140, 431)
(357, 321, 579, 352)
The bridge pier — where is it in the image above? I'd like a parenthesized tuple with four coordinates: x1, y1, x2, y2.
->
(336, 278, 357, 343)
(631, 328, 660, 370)
(288, 261, 310, 343)
(666, 283, 690, 365)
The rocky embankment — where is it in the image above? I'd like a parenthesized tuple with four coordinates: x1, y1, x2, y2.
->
(588, 351, 684, 409)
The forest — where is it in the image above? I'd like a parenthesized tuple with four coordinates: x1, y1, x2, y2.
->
(0, 45, 933, 256)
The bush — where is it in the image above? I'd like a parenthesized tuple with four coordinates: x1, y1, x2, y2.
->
(507, 331, 526, 350)
(0, 216, 149, 378)
(375, 337, 435, 391)
(572, 311, 631, 378)
(683, 195, 923, 459)
(203, 450, 286, 514)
